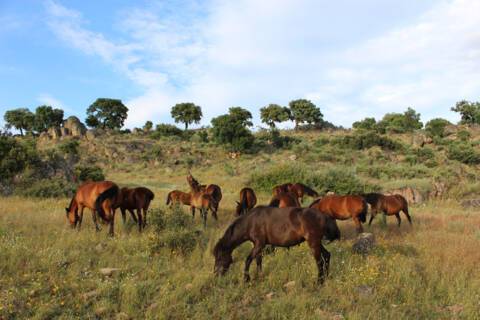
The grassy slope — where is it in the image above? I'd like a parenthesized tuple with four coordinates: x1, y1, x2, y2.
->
(1, 130, 480, 319)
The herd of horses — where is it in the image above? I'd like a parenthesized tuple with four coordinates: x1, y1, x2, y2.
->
(65, 175, 412, 284)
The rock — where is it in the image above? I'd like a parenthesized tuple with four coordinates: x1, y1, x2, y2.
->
(82, 290, 100, 300)
(228, 152, 241, 159)
(283, 280, 296, 290)
(95, 307, 108, 317)
(461, 199, 480, 208)
(412, 133, 427, 147)
(48, 127, 61, 140)
(185, 283, 193, 290)
(265, 292, 275, 300)
(64, 116, 86, 137)
(352, 233, 376, 255)
(60, 127, 69, 137)
(85, 130, 97, 141)
(99, 268, 121, 276)
(116, 312, 131, 320)
(326, 191, 335, 196)
(429, 182, 447, 199)
(387, 187, 423, 204)
(315, 309, 344, 319)
(289, 154, 297, 161)
(355, 285, 374, 297)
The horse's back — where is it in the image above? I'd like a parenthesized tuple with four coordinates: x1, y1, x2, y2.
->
(313, 195, 366, 219)
(76, 180, 117, 208)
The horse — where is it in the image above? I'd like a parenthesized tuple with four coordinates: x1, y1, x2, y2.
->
(119, 187, 154, 231)
(202, 184, 223, 213)
(166, 190, 191, 207)
(363, 193, 412, 227)
(309, 195, 368, 233)
(288, 183, 319, 204)
(187, 174, 218, 227)
(268, 192, 301, 208)
(235, 187, 257, 216)
(272, 183, 293, 197)
(65, 181, 120, 236)
(213, 206, 341, 284)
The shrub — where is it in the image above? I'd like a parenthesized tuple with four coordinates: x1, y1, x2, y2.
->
(377, 107, 423, 133)
(447, 142, 480, 164)
(457, 130, 471, 141)
(74, 165, 105, 182)
(332, 132, 401, 151)
(309, 169, 379, 195)
(151, 124, 183, 138)
(249, 164, 307, 192)
(0, 135, 39, 181)
(58, 139, 79, 156)
(425, 118, 452, 138)
(15, 177, 76, 198)
(211, 107, 255, 152)
(352, 117, 377, 131)
(148, 207, 204, 255)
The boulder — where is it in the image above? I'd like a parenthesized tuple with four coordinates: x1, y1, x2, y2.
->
(352, 233, 375, 255)
(429, 182, 447, 199)
(99, 268, 121, 276)
(85, 130, 97, 141)
(289, 154, 297, 161)
(63, 116, 86, 137)
(47, 127, 61, 140)
(460, 199, 480, 208)
(387, 187, 423, 204)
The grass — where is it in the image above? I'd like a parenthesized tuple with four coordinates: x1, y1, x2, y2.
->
(1, 194, 479, 319)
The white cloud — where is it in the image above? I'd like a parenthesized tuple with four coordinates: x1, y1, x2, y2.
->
(45, 0, 480, 128)
(37, 93, 71, 112)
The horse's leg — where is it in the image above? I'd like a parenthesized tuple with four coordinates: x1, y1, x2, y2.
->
(368, 210, 376, 226)
(244, 241, 264, 282)
(142, 208, 148, 228)
(77, 206, 85, 230)
(353, 216, 363, 233)
(121, 208, 127, 224)
(92, 210, 100, 231)
(108, 209, 115, 237)
(202, 209, 207, 228)
(307, 237, 330, 285)
(403, 208, 412, 225)
(255, 255, 263, 275)
(190, 206, 195, 218)
(129, 209, 138, 223)
(136, 208, 143, 232)
(395, 213, 401, 227)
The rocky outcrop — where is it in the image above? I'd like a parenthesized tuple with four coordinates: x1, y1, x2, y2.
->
(64, 116, 86, 137)
(352, 233, 375, 255)
(461, 199, 480, 208)
(387, 187, 424, 204)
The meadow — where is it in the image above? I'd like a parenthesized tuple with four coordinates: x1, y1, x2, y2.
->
(1, 129, 480, 319)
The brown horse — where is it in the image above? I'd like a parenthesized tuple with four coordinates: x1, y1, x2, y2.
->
(119, 187, 154, 231)
(363, 193, 412, 227)
(213, 206, 340, 283)
(203, 184, 222, 212)
(272, 183, 293, 197)
(288, 183, 319, 204)
(166, 190, 192, 207)
(235, 187, 257, 216)
(65, 181, 120, 236)
(187, 174, 218, 227)
(268, 192, 301, 208)
(309, 195, 368, 233)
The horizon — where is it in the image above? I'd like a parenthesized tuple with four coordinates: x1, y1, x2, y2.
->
(2, 0, 480, 129)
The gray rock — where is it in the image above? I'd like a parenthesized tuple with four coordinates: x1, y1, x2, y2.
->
(63, 116, 86, 137)
(461, 199, 480, 208)
(356, 285, 374, 297)
(352, 233, 376, 255)
(99, 268, 121, 276)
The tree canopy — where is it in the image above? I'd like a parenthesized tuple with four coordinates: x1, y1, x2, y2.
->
(3, 108, 35, 136)
(425, 118, 452, 138)
(260, 104, 291, 128)
(86, 98, 128, 129)
(170, 103, 202, 130)
(211, 107, 254, 151)
(33, 105, 64, 133)
(288, 99, 323, 128)
(451, 100, 480, 125)
(377, 107, 423, 133)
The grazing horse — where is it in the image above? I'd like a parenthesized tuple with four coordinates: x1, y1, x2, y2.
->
(213, 206, 340, 284)
(65, 181, 120, 236)
(268, 192, 301, 208)
(363, 193, 412, 227)
(202, 184, 223, 213)
(272, 183, 293, 197)
(119, 187, 154, 231)
(288, 183, 319, 204)
(187, 174, 218, 227)
(166, 190, 192, 207)
(309, 195, 368, 233)
(235, 187, 257, 216)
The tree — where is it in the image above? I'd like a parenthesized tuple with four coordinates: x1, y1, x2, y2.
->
(352, 117, 377, 131)
(451, 100, 480, 125)
(143, 121, 153, 132)
(170, 103, 202, 130)
(86, 98, 128, 129)
(288, 99, 323, 129)
(3, 108, 35, 136)
(33, 105, 64, 133)
(377, 107, 423, 133)
(211, 107, 254, 151)
(260, 104, 291, 129)
(425, 118, 452, 138)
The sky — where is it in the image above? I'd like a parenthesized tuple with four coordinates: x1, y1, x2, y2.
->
(1, 0, 480, 129)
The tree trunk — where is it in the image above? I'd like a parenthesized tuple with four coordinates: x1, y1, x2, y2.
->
(185, 123, 188, 130)
(20, 128, 24, 136)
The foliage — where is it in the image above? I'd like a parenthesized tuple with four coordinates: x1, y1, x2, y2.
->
(352, 117, 377, 131)
(288, 99, 323, 128)
(260, 104, 291, 128)
(451, 100, 480, 125)
(170, 103, 203, 130)
(457, 130, 471, 141)
(425, 118, 452, 138)
(86, 98, 128, 129)
(74, 165, 105, 182)
(0, 135, 38, 182)
(377, 107, 423, 133)
(333, 131, 401, 151)
(15, 177, 76, 198)
(3, 108, 35, 136)
(151, 124, 183, 138)
(58, 139, 79, 156)
(143, 121, 153, 132)
(447, 141, 480, 164)
(33, 105, 64, 133)
(211, 107, 254, 152)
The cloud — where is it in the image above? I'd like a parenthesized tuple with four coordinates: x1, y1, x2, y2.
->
(44, 0, 480, 128)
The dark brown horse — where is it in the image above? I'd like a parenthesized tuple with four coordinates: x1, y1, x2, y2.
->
(363, 193, 412, 227)
(202, 184, 223, 213)
(272, 183, 293, 197)
(268, 192, 301, 208)
(288, 183, 319, 204)
(166, 190, 191, 207)
(65, 181, 120, 236)
(119, 187, 154, 231)
(187, 174, 218, 227)
(213, 206, 340, 284)
(235, 187, 257, 216)
(309, 195, 368, 233)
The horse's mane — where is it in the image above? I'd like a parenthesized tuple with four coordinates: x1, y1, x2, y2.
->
(268, 197, 280, 207)
(213, 218, 240, 256)
(362, 192, 383, 204)
(67, 196, 76, 212)
(297, 183, 319, 197)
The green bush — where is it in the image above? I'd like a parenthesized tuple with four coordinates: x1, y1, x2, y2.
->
(425, 118, 452, 138)
(0, 135, 39, 181)
(58, 139, 79, 156)
(151, 124, 183, 138)
(249, 164, 307, 192)
(332, 132, 401, 151)
(447, 142, 480, 164)
(148, 207, 204, 255)
(74, 165, 105, 182)
(16, 177, 76, 198)
(457, 130, 471, 141)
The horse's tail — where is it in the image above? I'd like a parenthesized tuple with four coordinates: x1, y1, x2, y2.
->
(308, 197, 321, 208)
(301, 184, 319, 197)
(166, 192, 172, 205)
(95, 185, 119, 222)
(145, 188, 155, 201)
(359, 198, 368, 223)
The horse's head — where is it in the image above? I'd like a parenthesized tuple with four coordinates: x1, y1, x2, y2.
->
(213, 245, 233, 276)
(65, 205, 78, 228)
(324, 215, 341, 242)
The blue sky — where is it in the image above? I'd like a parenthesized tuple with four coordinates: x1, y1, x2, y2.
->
(1, 0, 480, 129)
